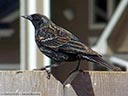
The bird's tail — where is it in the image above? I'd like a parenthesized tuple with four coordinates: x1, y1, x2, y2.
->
(83, 55, 121, 71)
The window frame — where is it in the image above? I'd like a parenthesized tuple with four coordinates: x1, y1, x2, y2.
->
(88, 0, 115, 30)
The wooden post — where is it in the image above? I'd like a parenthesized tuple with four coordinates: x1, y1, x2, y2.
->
(64, 71, 128, 96)
(0, 71, 127, 96)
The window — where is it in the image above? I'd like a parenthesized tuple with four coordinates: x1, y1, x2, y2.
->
(89, 0, 121, 29)
(0, 0, 20, 69)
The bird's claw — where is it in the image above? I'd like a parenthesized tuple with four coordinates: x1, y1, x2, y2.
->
(40, 67, 51, 79)
(45, 69, 51, 79)
(34, 67, 51, 79)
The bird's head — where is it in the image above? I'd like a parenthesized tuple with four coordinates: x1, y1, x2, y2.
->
(22, 13, 50, 29)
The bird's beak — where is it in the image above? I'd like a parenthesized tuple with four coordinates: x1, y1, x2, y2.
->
(21, 15, 28, 19)
(21, 15, 33, 20)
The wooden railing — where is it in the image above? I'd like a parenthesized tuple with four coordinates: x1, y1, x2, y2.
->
(0, 71, 126, 96)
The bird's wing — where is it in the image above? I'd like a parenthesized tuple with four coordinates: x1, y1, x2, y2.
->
(38, 25, 100, 56)
(59, 38, 100, 56)
(54, 26, 100, 56)
(36, 27, 71, 51)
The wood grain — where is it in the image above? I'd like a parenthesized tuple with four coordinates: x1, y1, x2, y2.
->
(89, 71, 128, 96)
(0, 70, 127, 96)
(0, 71, 63, 96)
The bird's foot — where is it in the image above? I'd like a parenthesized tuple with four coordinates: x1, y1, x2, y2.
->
(34, 67, 51, 79)
(40, 67, 51, 79)
(45, 69, 51, 79)
(33, 64, 59, 79)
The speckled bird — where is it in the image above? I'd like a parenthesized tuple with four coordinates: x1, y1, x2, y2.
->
(22, 13, 121, 71)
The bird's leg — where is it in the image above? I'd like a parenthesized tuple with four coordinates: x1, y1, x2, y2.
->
(68, 60, 81, 76)
(43, 64, 59, 79)
(34, 63, 58, 70)
(45, 69, 51, 79)
(40, 64, 59, 70)
(34, 64, 59, 79)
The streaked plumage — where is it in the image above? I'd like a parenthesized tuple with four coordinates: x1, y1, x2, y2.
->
(22, 13, 121, 71)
